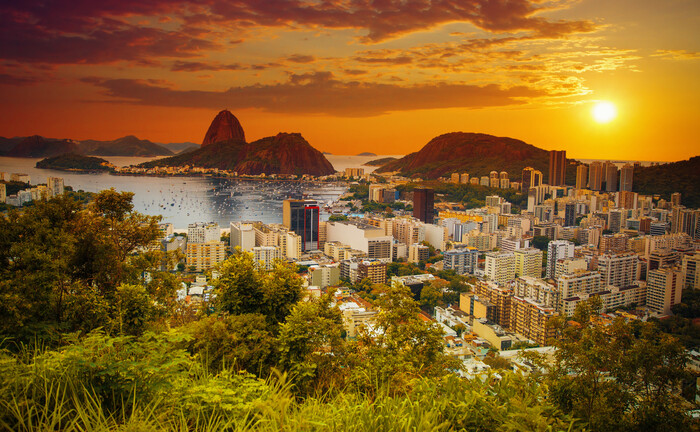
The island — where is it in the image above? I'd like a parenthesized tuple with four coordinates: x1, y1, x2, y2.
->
(36, 153, 112, 172)
(363, 157, 398, 166)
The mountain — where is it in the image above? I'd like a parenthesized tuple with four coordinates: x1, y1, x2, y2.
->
(5, 135, 80, 158)
(79, 135, 173, 156)
(36, 153, 111, 171)
(634, 156, 700, 208)
(357, 152, 377, 156)
(202, 110, 245, 146)
(140, 132, 335, 176)
(160, 142, 200, 153)
(376, 132, 556, 181)
(0, 137, 24, 153)
(364, 157, 398, 166)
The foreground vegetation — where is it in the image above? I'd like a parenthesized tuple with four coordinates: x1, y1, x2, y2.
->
(0, 192, 697, 431)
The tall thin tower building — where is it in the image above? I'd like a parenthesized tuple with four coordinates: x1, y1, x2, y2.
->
(604, 162, 618, 192)
(548, 150, 566, 186)
(588, 162, 603, 191)
(620, 163, 633, 192)
(575, 164, 588, 189)
(412, 188, 435, 224)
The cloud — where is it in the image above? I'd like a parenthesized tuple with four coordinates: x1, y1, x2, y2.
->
(0, 1, 598, 66)
(652, 49, 700, 60)
(84, 72, 547, 116)
(286, 54, 316, 63)
(171, 61, 245, 72)
(353, 56, 413, 65)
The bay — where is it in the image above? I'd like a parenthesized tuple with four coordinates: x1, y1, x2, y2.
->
(0, 154, 400, 228)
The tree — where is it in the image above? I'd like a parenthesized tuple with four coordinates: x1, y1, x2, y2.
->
(214, 251, 303, 330)
(532, 236, 550, 251)
(276, 291, 346, 395)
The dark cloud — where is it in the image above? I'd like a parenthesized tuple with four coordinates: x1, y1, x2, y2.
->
(287, 54, 316, 63)
(343, 69, 369, 75)
(354, 56, 413, 65)
(0, 1, 597, 65)
(171, 61, 245, 72)
(84, 72, 546, 117)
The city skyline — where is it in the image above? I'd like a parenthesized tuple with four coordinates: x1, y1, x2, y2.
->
(1, 1, 699, 161)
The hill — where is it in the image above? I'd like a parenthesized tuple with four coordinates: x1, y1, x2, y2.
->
(36, 153, 111, 171)
(5, 135, 80, 158)
(140, 133, 335, 176)
(357, 152, 377, 156)
(160, 142, 200, 153)
(634, 156, 700, 207)
(376, 132, 561, 181)
(364, 157, 398, 166)
(79, 135, 173, 156)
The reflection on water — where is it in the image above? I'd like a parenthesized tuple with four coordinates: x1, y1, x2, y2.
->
(0, 156, 349, 228)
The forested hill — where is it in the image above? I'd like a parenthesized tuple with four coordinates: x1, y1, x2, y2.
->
(634, 156, 700, 207)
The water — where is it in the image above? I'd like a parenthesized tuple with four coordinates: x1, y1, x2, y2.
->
(0, 154, 400, 228)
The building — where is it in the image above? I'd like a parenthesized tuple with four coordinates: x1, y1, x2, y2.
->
(47, 177, 64, 197)
(671, 192, 681, 207)
(230, 222, 255, 253)
(682, 253, 700, 290)
(647, 267, 683, 315)
(344, 167, 364, 178)
(575, 164, 588, 189)
(554, 257, 587, 279)
(187, 222, 220, 243)
(408, 243, 430, 263)
(564, 202, 576, 227)
(443, 247, 479, 275)
(597, 253, 638, 288)
(546, 240, 575, 279)
(485, 252, 516, 285)
(473, 281, 512, 328)
(620, 164, 633, 192)
(0, 183, 5, 203)
(283, 199, 320, 251)
(10, 173, 30, 183)
(186, 242, 227, 272)
(253, 246, 281, 270)
(412, 188, 434, 224)
(549, 150, 566, 186)
(309, 265, 340, 288)
(588, 162, 603, 191)
(604, 162, 618, 192)
(357, 260, 387, 284)
(599, 233, 627, 253)
(557, 270, 602, 315)
(521, 167, 542, 194)
(326, 220, 393, 261)
(513, 248, 542, 278)
(509, 295, 558, 346)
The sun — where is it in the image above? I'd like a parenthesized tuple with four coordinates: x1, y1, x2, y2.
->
(592, 101, 617, 123)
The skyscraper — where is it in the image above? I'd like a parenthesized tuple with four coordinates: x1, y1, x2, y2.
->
(619, 163, 633, 192)
(575, 164, 588, 189)
(564, 202, 576, 227)
(283, 199, 320, 251)
(588, 161, 603, 191)
(549, 150, 566, 186)
(604, 162, 618, 192)
(546, 240, 575, 279)
(521, 167, 542, 194)
(412, 188, 435, 224)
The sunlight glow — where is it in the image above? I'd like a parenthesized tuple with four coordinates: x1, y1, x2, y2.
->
(592, 101, 617, 123)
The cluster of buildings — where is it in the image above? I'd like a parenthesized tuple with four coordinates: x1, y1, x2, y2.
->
(0, 173, 64, 206)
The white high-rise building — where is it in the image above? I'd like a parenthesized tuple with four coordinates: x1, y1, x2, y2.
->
(647, 267, 683, 316)
(443, 247, 479, 275)
(514, 248, 543, 278)
(597, 253, 638, 288)
(47, 177, 64, 197)
(188, 222, 220, 244)
(546, 240, 574, 279)
(230, 222, 255, 253)
(485, 252, 515, 285)
(253, 246, 281, 270)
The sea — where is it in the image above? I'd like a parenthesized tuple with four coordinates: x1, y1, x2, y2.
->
(0, 154, 400, 229)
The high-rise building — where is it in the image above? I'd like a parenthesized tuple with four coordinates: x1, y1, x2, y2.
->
(283, 199, 320, 251)
(604, 162, 618, 192)
(408, 243, 430, 263)
(681, 253, 700, 290)
(444, 247, 479, 275)
(521, 167, 543, 194)
(564, 202, 576, 227)
(620, 164, 633, 192)
(514, 248, 543, 278)
(253, 246, 281, 270)
(450, 172, 460, 183)
(0, 183, 5, 203)
(187, 222, 220, 243)
(588, 162, 603, 191)
(485, 252, 516, 285)
(670, 192, 681, 207)
(230, 222, 255, 253)
(186, 242, 227, 272)
(647, 266, 683, 315)
(546, 240, 575, 279)
(597, 253, 638, 288)
(575, 164, 588, 189)
(412, 188, 434, 224)
(357, 260, 387, 284)
(549, 150, 566, 186)
(47, 177, 64, 197)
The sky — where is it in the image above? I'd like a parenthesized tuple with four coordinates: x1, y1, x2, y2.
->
(1, 0, 698, 160)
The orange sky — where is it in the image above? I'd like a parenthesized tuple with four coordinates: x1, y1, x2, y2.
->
(1, 0, 699, 160)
